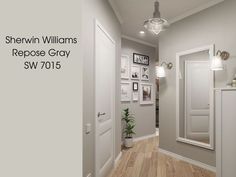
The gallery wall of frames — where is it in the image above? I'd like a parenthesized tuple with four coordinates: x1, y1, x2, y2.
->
(121, 53, 154, 105)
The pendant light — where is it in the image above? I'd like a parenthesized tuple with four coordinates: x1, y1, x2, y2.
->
(144, 1, 169, 35)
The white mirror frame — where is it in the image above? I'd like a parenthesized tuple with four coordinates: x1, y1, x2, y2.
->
(176, 45, 215, 150)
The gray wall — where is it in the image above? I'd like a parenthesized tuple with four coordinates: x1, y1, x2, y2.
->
(121, 38, 156, 138)
(0, 0, 83, 176)
(159, 0, 236, 166)
(83, 0, 121, 177)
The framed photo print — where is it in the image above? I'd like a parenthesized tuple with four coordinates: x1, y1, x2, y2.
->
(121, 55, 130, 79)
(133, 53, 149, 65)
(133, 82, 138, 91)
(131, 65, 140, 80)
(140, 83, 153, 105)
(141, 66, 149, 81)
(121, 82, 131, 102)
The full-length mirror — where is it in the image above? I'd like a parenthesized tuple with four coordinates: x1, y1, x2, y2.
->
(176, 45, 214, 150)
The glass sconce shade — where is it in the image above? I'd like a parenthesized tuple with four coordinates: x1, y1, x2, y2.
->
(211, 55, 223, 71)
(156, 66, 166, 78)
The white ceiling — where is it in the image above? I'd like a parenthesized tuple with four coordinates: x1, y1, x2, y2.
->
(109, 0, 224, 46)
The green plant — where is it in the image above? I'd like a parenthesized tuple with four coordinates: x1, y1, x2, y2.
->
(122, 108, 135, 138)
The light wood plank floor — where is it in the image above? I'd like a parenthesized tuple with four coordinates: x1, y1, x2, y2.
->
(108, 137, 215, 177)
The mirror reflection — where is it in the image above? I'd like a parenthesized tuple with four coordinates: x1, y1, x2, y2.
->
(177, 46, 214, 149)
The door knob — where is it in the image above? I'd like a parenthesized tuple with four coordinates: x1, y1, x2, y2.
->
(97, 112, 106, 117)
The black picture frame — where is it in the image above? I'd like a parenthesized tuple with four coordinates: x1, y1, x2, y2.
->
(133, 53, 149, 66)
(133, 82, 139, 91)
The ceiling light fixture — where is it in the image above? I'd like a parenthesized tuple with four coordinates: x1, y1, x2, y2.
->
(210, 50, 230, 71)
(144, 1, 169, 35)
(139, 31, 145, 34)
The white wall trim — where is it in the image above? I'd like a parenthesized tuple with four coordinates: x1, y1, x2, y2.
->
(114, 152, 122, 167)
(169, 0, 224, 24)
(108, 0, 124, 24)
(159, 148, 216, 172)
(121, 35, 157, 48)
(133, 133, 157, 142)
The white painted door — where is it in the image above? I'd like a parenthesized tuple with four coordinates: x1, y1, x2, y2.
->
(185, 61, 210, 141)
(95, 21, 115, 177)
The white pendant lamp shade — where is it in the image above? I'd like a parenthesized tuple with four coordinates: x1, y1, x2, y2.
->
(144, 1, 168, 35)
(211, 55, 223, 71)
(156, 66, 166, 78)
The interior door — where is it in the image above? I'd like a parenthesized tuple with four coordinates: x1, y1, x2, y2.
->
(185, 61, 210, 142)
(95, 21, 115, 177)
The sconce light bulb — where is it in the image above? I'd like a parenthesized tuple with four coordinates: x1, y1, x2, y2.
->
(211, 55, 223, 71)
(156, 66, 166, 78)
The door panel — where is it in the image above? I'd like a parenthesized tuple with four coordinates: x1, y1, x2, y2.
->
(185, 61, 210, 141)
(95, 21, 115, 177)
(191, 115, 209, 132)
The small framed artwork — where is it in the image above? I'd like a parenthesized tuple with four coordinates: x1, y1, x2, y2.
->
(141, 66, 149, 81)
(121, 55, 130, 79)
(133, 82, 138, 91)
(133, 53, 149, 66)
(133, 92, 139, 101)
(121, 82, 131, 102)
(140, 83, 153, 105)
(131, 65, 140, 80)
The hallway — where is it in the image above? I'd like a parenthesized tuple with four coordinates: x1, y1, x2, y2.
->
(108, 137, 215, 177)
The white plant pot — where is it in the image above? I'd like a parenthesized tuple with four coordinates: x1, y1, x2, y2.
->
(124, 137, 134, 148)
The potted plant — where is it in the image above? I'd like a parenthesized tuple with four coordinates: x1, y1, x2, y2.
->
(122, 108, 135, 148)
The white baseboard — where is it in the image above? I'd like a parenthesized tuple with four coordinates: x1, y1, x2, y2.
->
(133, 133, 157, 142)
(114, 151, 122, 167)
(159, 148, 216, 172)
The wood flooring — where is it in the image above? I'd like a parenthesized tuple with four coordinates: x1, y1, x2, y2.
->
(108, 137, 215, 177)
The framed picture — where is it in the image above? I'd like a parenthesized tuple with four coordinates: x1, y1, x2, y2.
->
(133, 82, 138, 91)
(141, 66, 149, 81)
(133, 92, 139, 101)
(133, 53, 149, 65)
(121, 82, 131, 102)
(121, 55, 130, 79)
(131, 65, 140, 80)
(140, 83, 153, 105)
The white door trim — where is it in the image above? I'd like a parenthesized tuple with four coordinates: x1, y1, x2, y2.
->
(176, 44, 215, 150)
(94, 19, 116, 177)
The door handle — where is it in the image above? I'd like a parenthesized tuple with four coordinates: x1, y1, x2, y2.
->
(97, 112, 106, 117)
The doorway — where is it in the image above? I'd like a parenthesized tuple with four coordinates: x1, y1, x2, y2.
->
(155, 76, 159, 135)
(95, 20, 116, 177)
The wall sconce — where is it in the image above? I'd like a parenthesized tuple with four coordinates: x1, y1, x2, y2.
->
(156, 62, 173, 78)
(211, 50, 230, 71)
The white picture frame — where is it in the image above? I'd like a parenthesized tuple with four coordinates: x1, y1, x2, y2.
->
(141, 66, 149, 81)
(131, 65, 140, 80)
(121, 55, 130, 79)
(140, 83, 153, 105)
(133, 91, 139, 101)
(121, 82, 131, 102)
